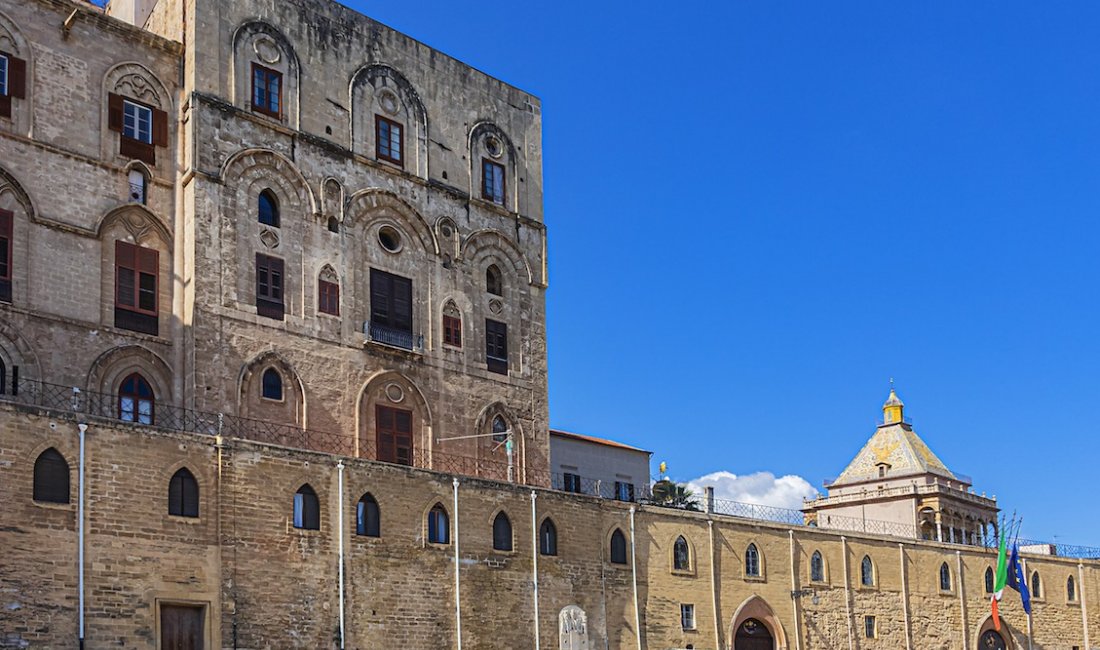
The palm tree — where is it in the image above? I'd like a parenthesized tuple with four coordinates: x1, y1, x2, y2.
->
(650, 479, 701, 511)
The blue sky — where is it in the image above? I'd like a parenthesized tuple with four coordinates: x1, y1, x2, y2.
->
(344, 2, 1100, 543)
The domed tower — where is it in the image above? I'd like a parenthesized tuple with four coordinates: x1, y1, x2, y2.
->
(802, 388, 999, 544)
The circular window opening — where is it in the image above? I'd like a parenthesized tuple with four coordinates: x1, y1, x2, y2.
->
(378, 226, 402, 252)
(486, 136, 504, 159)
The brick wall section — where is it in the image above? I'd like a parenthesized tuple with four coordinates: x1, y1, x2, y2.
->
(3, 407, 1097, 649)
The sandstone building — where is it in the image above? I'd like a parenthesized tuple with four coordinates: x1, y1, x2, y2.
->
(0, 0, 1097, 649)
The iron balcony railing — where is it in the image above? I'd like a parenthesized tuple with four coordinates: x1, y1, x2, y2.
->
(364, 321, 423, 352)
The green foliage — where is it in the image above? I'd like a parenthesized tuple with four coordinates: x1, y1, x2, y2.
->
(650, 479, 701, 511)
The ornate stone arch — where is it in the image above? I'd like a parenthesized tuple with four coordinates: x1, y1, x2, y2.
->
(460, 229, 533, 286)
(0, 10, 33, 135)
(728, 595, 789, 650)
(232, 20, 300, 128)
(96, 204, 173, 335)
(238, 350, 306, 426)
(96, 204, 172, 247)
(0, 166, 35, 306)
(86, 344, 173, 402)
(468, 121, 517, 209)
(470, 401, 525, 482)
(345, 188, 438, 255)
(0, 318, 41, 385)
(221, 148, 317, 215)
(356, 370, 433, 461)
(973, 613, 1020, 650)
(104, 62, 172, 111)
(350, 63, 429, 178)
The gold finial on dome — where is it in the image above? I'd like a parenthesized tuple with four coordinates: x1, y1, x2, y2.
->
(883, 382, 904, 424)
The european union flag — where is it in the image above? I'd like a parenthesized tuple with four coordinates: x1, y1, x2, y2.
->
(1005, 544, 1032, 615)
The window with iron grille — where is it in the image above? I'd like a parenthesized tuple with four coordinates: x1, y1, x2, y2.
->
(33, 448, 69, 504)
(256, 254, 285, 320)
(614, 481, 635, 502)
(680, 604, 695, 630)
(0, 209, 11, 303)
(115, 241, 159, 335)
(375, 115, 404, 166)
(251, 63, 282, 118)
(485, 318, 508, 375)
(168, 468, 199, 518)
(482, 158, 505, 205)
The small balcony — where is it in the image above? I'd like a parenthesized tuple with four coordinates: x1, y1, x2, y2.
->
(364, 321, 423, 353)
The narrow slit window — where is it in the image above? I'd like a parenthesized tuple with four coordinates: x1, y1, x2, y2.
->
(539, 518, 557, 556)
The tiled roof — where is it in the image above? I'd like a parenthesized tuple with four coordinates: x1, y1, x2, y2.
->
(549, 429, 652, 454)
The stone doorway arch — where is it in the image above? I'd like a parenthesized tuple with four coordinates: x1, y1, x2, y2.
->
(974, 614, 1019, 650)
(728, 595, 788, 650)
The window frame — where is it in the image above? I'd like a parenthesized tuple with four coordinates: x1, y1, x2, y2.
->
(251, 62, 283, 119)
(485, 318, 508, 375)
(123, 99, 154, 145)
(375, 404, 414, 466)
(673, 536, 691, 572)
(864, 615, 876, 639)
(614, 480, 635, 502)
(492, 512, 513, 552)
(318, 277, 340, 316)
(0, 51, 26, 119)
(610, 529, 628, 565)
(0, 53, 7, 97)
(860, 555, 875, 587)
(984, 566, 995, 594)
(481, 158, 506, 205)
(168, 468, 199, 518)
(261, 368, 283, 401)
(32, 448, 70, 504)
(810, 550, 825, 583)
(375, 114, 404, 166)
(255, 253, 285, 320)
(745, 543, 761, 578)
(539, 518, 558, 556)
(485, 264, 503, 296)
(293, 484, 320, 530)
(118, 372, 155, 425)
(356, 493, 380, 538)
(428, 504, 450, 545)
(370, 268, 414, 335)
(443, 313, 462, 347)
(1031, 571, 1042, 600)
(114, 240, 159, 319)
(680, 604, 696, 631)
(258, 189, 279, 228)
(563, 472, 581, 494)
(0, 209, 12, 303)
(939, 562, 952, 592)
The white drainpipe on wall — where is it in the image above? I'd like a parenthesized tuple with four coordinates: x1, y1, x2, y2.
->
(453, 478, 463, 650)
(77, 423, 87, 650)
(1079, 563, 1090, 649)
(841, 536, 855, 650)
(337, 462, 345, 650)
(629, 506, 642, 650)
(530, 491, 541, 650)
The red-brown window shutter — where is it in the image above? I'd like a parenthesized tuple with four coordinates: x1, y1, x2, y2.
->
(152, 108, 169, 147)
(0, 95, 10, 119)
(107, 93, 124, 132)
(8, 56, 26, 99)
(0, 209, 12, 281)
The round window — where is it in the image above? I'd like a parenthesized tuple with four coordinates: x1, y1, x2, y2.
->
(378, 226, 402, 252)
(485, 136, 504, 159)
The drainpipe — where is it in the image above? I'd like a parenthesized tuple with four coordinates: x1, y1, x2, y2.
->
(336, 462, 345, 650)
(77, 423, 87, 650)
(898, 544, 912, 650)
(530, 491, 541, 650)
(453, 478, 462, 650)
(956, 550, 968, 650)
(789, 530, 802, 650)
(629, 506, 642, 650)
(709, 520, 720, 650)
(841, 537, 855, 650)
(1078, 563, 1089, 650)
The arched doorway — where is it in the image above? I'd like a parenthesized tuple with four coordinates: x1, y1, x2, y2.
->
(735, 618, 774, 650)
(979, 630, 1006, 650)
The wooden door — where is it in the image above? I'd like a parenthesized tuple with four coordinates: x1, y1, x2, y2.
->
(376, 405, 413, 465)
(980, 630, 1007, 650)
(734, 618, 774, 650)
(160, 604, 204, 650)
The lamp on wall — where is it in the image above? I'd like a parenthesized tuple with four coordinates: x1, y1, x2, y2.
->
(790, 587, 819, 605)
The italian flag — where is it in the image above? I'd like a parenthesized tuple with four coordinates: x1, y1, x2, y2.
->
(991, 529, 1009, 629)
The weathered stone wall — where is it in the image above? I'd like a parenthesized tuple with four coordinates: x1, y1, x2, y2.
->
(3, 408, 1097, 649)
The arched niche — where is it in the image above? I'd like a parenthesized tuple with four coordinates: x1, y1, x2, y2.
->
(468, 121, 517, 210)
(356, 371, 432, 465)
(86, 344, 174, 406)
(232, 21, 300, 128)
(96, 205, 173, 335)
(238, 351, 306, 428)
(350, 64, 429, 178)
(0, 165, 34, 306)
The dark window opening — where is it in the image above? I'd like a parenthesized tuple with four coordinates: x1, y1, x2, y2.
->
(33, 448, 70, 504)
(485, 264, 503, 296)
(114, 240, 159, 335)
(614, 481, 635, 503)
(294, 484, 319, 530)
(985, 567, 995, 593)
(318, 277, 340, 316)
(258, 190, 279, 227)
(375, 115, 404, 166)
(482, 158, 505, 205)
(492, 512, 513, 551)
(261, 368, 283, 400)
(119, 372, 155, 425)
(256, 254, 285, 320)
(485, 318, 508, 375)
(356, 493, 380, 537)
(376, 404, 413, 466)
(610, 529, 627, 565)
(811, 551, 825, 582)
(0, 52, 27, 119)
(745, 543, 761, 577)
(443, 314, 462, 347)
(428, 504, 449, 544)
(251, 63, 282, 118)
(673, 536, 690, 571)
(0, 208, 12, 303)
(861, 556, 874, 586)
(491, 415, 508, 444)
(168, 468, 199, 518)
(940, 562, 952, 591)
(539, 518, 557, 556)
(563, 472, 581, 493)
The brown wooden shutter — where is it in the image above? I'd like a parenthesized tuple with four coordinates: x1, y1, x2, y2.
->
(0, 95, 9, 119)
(0, 210, 12, 281)
(8, 56, 26, 99)
(33, 449, 70, 504)
(152, 107, 169, 147)
(107, 93, 124, 132)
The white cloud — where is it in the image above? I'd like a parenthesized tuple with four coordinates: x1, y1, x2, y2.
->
(686, 470, 819, 511)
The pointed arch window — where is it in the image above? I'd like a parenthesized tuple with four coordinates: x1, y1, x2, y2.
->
(428, 504, 450, 544)
(811, 550, 825, 582)
(318, 267, 340, 316)
(861, 555, 875, 586)
(539, 518, 558, 556)
(491, 415, 509, 444)
(258, 189, 280, 227)
(745, 543, 761, 577)
(168, 468, 199, 517)
(985, 567, 995, 593)
(1068, 575, 1077, 602)
(939, 562, 952, 591)
(261, 368, 283, 401)
(673, 536, 690, 571)
(492, 512, 513, 551)
(1031, 571, 1042, 599)
(356, 493, 380, 537)
(293, 484, 319, 530)
(610, 529, 627, 565)
(33, 448, 70, 504)
(119, 373, 155, 424)
(443, 301, 462, 347)
(486, 264, 503, 296)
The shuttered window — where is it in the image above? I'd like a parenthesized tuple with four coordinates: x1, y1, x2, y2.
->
(107, 93, 168, 165)
(318, 278, 340, 316)
(376, 404, 413, 466)
(370, 268, 412, 334)
(168, 468, 199, 518)
(0, 52, 26, 119)
(33, 448, 70, 504)
(443, 314, 461, 347)
(485, 319, 507, 375)
(256, 254, 285, 320)
(115, 241, 159, 335)
(0, 209, 11, 303)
